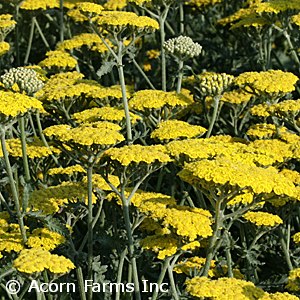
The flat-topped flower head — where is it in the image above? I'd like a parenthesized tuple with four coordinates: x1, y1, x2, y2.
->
(0, 67, 44, 96)
(0, 14, 16, 41)
(129, 89, 193, 111)
(221, 89, 253, 105)
(179, 157, 298, 198)
(287, 268, 300, 292)
(261, 292, 300, 300)
(39, 50, 77, 71)
(151, 120, 206, 142)
(186, 0, 223, 9)
(92, 11, 159, 33)
(104, 0, 128, 10)
(6, 137, 60, 159)
(44, 122, 124, 147)
(73, 107, 141, 124)
(185, 277, 264, 299)
(164, 36, 202, 60)
(235, 70, 298, 99)
(14, 248, 75, 274)
(197, 72, 234, 96)
(27, 228, 66, 251)
(57, 33, 111, 54)
(0, 90, 44, 122)
(243, 211, 283, 227)
(104, 144, 171, 166)
(0, 41, 9, 56)
(246, 123, 286, 140)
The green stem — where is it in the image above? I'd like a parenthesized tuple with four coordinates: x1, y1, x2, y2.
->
(115, 248, 128, 300)
(167, 256, 180, 300)
(34, 18, 50, 49)
(24, 17, 36, 64)
(206, 95, 221, 138)
(0, 129, 27, 243)
(151, 257, 171, 300)
(280, 229, 293, 271)
(132, 58, 156, 90)
(36, 112, 60, 166)
(117, 46, 132, 144)
(14, 4, 20, 66)
(87, 165, 94, 300)
(76, 267, 87, 300)
(203, 198, 223, 276)
(59, 0, 64, 42)
(225, 232, 233, 277)
(179, 3, 184, 34)
(19, 116, 31, 183)
(159, 6, 169, 91)
(176, 60, 184, 94)
(121, 191, 141, 300)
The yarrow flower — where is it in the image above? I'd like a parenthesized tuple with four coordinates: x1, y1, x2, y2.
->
(243, 211, 283, 227)
(0, 67, 44, 96)
(235, 70, 298, 99)
(0, 90, 44, 122)
(0, 14, 16, 41)
(14, 248, 75, 274)
(39, 50, 77, 71)
(287, 268, 300, 292)
(164, 35, 202, 59)
(151, 120, 207, 141)
(0, 41, 10, 56)
(104, 144, 171, 166)
(185, 277, 264, 299)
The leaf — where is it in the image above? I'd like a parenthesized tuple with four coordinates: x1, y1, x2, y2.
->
(96, 61, 116, 79)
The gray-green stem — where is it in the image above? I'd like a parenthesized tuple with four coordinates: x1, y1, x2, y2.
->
(206, 95, 221, 138)
(202, 198, 223, 276)
(87, 165, 94, 300)
(76, 267, 87, 300)
(24, 17, 35, 64)
(0, 129, 27, 243)
(19, 116, 31, 183)
(176, 60, 184, 94)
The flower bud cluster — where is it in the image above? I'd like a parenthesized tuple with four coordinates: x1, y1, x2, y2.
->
(0, 67, 44, 95)
(164, 35, 202, 59)
(198, 73, 234, 96)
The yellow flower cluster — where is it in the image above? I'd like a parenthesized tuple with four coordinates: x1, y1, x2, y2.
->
(20, 0, 83, 10)
(292, 13, 300, 27)
(5, 137, 60, 159)
(140, 234, 179, 259)
(39, 50, 77, 70)
(186, 0, 223, 8)
(0, 223, 25, 254)
(129, 89, 193, 111)
(73, 107, 141, 124)
(14, 248, 75, 274)
(280, 169, 300, 186)
(57, 33, 111, 54)
(287, 268, 300, 292)
(27, 228, 66, 251)
(221, 89, 253, 105)
(93, 11, 159, 31)
(246, 124, 282, 140)
(261, 293, 300, 300)
(293, 233, 300, 246)
(151, 120, 207, 141)
(179, 157, 297, 197)
(44, 122, 124, 147)
(104, 0, 127, 10)
(146, 49, 160, 59)
(0, 41, 10, 56)
(28, 181, 97, 214)
(48, 165, 86, 176)
(36, 72, 130, 104)
(197, 72, 234, 96)
(243, 211, 283, 227)
(235, 70, 299, 98)
(0, 90, 44, 119)
(269, 99, 300, 117)
(174, 256, 215, 276)
(0, 14, 16, 39)
(104, 144, 171, 166)
(185, 277, 264, 299)
(227, 191, 254, 207)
